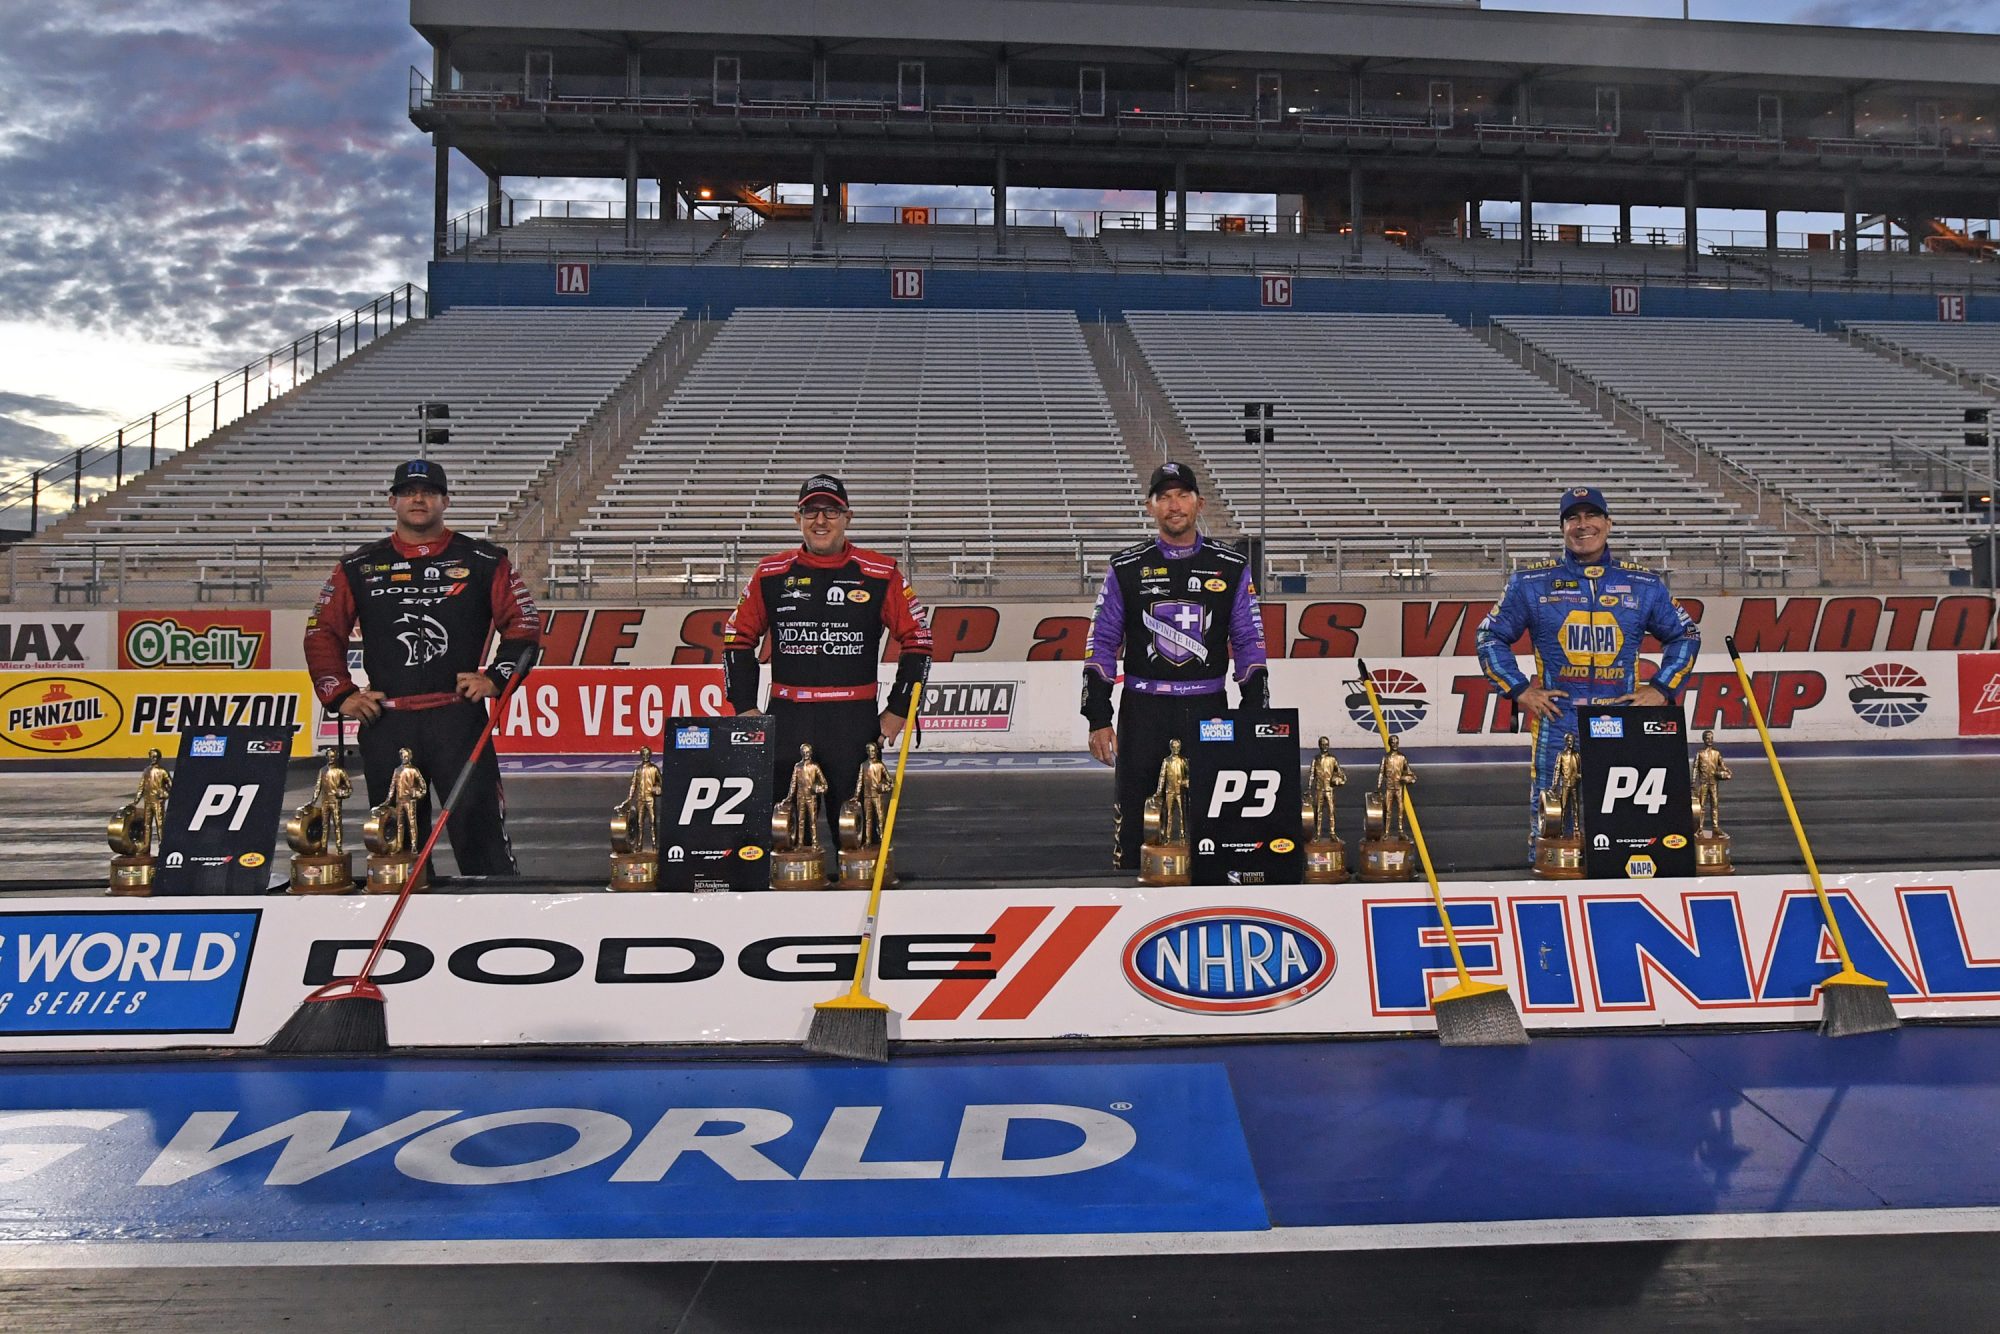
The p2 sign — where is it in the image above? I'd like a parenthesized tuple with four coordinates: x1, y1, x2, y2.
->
(658, 717, 773, 891)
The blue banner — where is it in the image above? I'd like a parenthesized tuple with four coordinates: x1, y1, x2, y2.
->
(0, 910, 259, 1035)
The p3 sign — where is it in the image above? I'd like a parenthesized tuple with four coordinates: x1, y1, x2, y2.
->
(1185, 709, 1304, 886)
(658, 717, 773, 892)
(1576, 705, 1696, 879)
(154, 726, 294, 895)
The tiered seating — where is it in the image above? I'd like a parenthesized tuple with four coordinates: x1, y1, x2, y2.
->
(1715, 248, 2000, 290)
(1846, 321, 2000, 382)
(465, 217, 725, 259)
(1498, 316, 1990, 567)
(1425, 237, 1749, 283)
(41, 308, 679, 586)
(1121, 311, 1760, 579)
(730, 222, 1079, 265)
(567, 309, 1139, 585)
(1097, 231, 1431, 274)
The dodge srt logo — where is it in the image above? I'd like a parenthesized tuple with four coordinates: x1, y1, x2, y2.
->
(395, 613, 450, 667)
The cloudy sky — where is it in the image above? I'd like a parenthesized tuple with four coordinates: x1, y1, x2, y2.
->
(1, 0, 1996, 482)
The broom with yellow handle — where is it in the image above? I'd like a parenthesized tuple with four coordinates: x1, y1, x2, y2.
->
(1725, 636, 1898, 1038)
(804, 689, 921, 1062)
(1357, 660, 1528, 1047)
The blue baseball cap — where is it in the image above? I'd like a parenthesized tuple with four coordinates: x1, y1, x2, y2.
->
(391, 459, 449, 494)
(1560, 485, 1608, 518)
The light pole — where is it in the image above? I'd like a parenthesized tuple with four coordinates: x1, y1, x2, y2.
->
(1244, 401, 1274, 590)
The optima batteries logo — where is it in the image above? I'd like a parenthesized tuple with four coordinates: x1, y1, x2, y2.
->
(0, 677, 123, 753)
(1122, 907, 1334, 1014)
(0, 910, 260, 1035)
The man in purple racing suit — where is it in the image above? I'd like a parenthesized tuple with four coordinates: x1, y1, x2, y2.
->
(1083, 462, 1271, 870)
(1474, 485, 1700, 861)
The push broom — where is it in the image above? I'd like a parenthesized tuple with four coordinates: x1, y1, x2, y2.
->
(1725, 636, 1899, 1038)
(805, 689, 922, 1063)
(1357, 659, 1529, 1047)
(268, 646, 539, 1054)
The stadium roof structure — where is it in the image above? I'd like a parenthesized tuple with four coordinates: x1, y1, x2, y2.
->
(408, 0, 2000, 252)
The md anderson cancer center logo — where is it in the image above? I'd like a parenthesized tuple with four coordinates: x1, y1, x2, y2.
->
(0, 677, 123, 753)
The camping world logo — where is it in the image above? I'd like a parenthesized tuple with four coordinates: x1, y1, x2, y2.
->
(1344, 667, 1427, 735)
(1845, 662, 1929, 728)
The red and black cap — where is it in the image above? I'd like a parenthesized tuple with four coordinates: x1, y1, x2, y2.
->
(1148, 461, 1200, 497)
(797, 474, 850, 510)
(390, 459, 449, 494)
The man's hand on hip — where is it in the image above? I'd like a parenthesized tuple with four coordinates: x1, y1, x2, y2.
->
(1515, 685, 1570, 721)
(338, 691, 386, 723)
(457, 672, 498, 701)
(1609, 683, 1669, 708)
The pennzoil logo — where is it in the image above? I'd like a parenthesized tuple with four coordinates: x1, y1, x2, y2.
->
(1, 677, 124, 753)
(737, 845, 766, 861)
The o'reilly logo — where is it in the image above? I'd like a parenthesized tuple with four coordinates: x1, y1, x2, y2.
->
(123, 617, 266, 670)
(0, 910, 260, 1035)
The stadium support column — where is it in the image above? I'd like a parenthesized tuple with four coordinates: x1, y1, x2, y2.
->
(1618, 202, 1631, 247)
(1519, 168, 1534, 266)
(1174, 160, 1188, 259)
(1765, 208, 1779, 257)
(812, 148, 827, 250)
(994, 155, 1008, 256)
(1682, 170, 1698, 274)
(1349, 168, 1364, 258)
(433, 137, 449, 260)
(1843, 177, 1859, 279)
(486, 172, 502, 230)
(1156, 189, 1168, 230)
(624, 139, 639, 250)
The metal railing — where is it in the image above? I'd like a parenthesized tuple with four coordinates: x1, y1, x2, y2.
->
(0, 284, 426, 537)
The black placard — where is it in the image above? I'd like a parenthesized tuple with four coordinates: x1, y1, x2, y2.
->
(1576, 705, 1698, 880)
(153, 726, 295, 895)
(657, 716, 773, 892)
(1185, 708, 1305, 886)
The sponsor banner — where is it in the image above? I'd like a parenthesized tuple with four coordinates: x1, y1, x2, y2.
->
(0, 909, 259, 1035)
(118, 610, 272, 670)
(0, 611, 109, 671)
(4, 868, 1999, 1050)
(1960, 652, 2000, 737)
(488, 667, 729, 755)
(0, 670, 316, 760)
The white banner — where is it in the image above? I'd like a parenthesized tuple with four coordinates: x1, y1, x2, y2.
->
(0, 611, 109, 672)
(3, 868, 1997, 1051)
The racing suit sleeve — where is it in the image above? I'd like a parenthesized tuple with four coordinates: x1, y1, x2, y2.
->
(1229, 576, 1271, 709)
(1474, 574, 1534, 699)
(1081, 569, 1122, 731)
(1642, 583, 1700, 702)
(881, 568, 934, 717)
(722, 577, 767, 714)
(484, 555, 543, 691)
(303, 563, 360, 709)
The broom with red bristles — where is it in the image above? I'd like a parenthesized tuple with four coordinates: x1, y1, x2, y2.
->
(267, 646, 538, 1054)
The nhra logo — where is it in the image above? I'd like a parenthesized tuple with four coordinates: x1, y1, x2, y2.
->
(1199, 719, 1234, 742)
(1589, 716, 1625, 739)
(674, 726, 711, 750)
(1122, 908, 1335, 1014)
(0, 677, 122, 753)
(1344, 668, 1427, 735)
(1846, 663, 1928, 728)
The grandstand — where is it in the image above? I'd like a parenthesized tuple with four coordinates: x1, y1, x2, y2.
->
(1095, 231, 1432, 276)
(1121, 311, 1771, 584)
(1846, 321, 2000, 384)
(562, 308, 1139, 592)
(1497, 316, 1991, 574)
(464, 216, 726, 261)
(732, 222, 1083, 267)
(1716, 248, 2000, 291)
(1423, 237, 1752, 284)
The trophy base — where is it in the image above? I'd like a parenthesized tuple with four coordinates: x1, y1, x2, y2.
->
(1358, 838, 1416, 882)
(1303, 838, 1349, 884)
(837, 846, 896, 891)
(365, 855, 429, 894)
(1139, 842, 1191, 886)
(289, 853, 356, 895)
(770, 848, 829, 890)
(609, 851, 660, 892)
(1532, 836, 1585, 880)
(106, 854, 156, 897)
(1695, 832, 1735, 875)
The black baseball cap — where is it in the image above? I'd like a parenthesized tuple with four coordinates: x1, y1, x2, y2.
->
(798, 474, 850, 509)
(1148, 462, 1200, 497)
(390, 459, 449, 494)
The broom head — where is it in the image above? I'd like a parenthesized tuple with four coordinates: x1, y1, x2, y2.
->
(805, 993, 893, 1063)
(1818, 967, 1901, 1038)
(1433, 977, 1531, 1048)
(265, 978, 389, 1055)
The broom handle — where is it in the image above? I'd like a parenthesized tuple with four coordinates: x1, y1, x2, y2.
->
(353, 648, 538, 984)
(1356, 661, 1474, 986)
(1724, 636, 1856, 968)
(842, 687, 922, 1001)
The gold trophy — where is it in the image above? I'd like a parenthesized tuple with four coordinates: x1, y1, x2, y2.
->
(609, 746, 663, 890)
(286, 747, 356, 893)
(1139, 738, 1193, 886)
(1301, 735, 1349, 884)
(837, 741, 897, 890)
(362, 747, 429, 893)
(106, 747, 171, 896)
(1532, 734, 1586, 880)
(1358, 734, 1417, 882)
(769, 743, 830, 889)
(1692, 729, 1735, 874)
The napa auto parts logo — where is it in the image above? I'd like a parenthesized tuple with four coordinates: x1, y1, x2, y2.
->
(921, 681, 1016, 732)
(0, 676, 123, 754)
(0, 909, 260, 1035)
(1122, 907, 1335, 1014)
(119, 611, 272, 670)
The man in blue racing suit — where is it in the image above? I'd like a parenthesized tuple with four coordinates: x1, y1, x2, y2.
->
(1474, 486, 1700, 860)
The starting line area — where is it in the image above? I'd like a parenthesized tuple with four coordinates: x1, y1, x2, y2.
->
(3, 1028, 2000, 1265)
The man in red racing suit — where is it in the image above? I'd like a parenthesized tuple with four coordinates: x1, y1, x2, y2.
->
(725, 474, 932, 855)
(302, 459, 541, 876)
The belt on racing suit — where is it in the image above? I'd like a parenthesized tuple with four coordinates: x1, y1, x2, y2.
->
(771, 682, 878, 703)
(1123, 675, 1226, 697)
(381, 691, 463, 712)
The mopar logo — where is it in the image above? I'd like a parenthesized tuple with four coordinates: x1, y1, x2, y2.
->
(1122, 908, 1334, 1014)
(0, 910, 259, 1035)
(1198, 719, 1234, 742)
(1589, 716, 1624, 739)
(674, 726, 710, 750)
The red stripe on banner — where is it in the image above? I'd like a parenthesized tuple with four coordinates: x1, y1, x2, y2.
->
(979, 905, 1123, 1021)
(908, 906, 1052, 1020)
